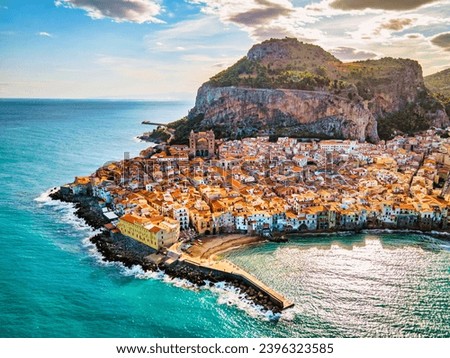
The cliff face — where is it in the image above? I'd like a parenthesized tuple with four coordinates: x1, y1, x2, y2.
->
(364, 59, 423, 114)
(190, 85, 378, 142)
(181, 38, 448, 142)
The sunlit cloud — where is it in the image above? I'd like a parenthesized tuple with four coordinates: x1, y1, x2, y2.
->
(329, 47, 378, 61)
(55, 0, 164, 23)
(348, 14, 447, 42)
(329, 0, 440, 11)
(376, 18, 414, 32)
(189, 0, 320, 42)
(37, 32, 53, 37)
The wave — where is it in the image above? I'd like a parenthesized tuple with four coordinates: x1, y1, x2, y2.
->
(82, 237, 110, 263)
(207, 281, 283, 321)
(133, 135, 157, 147)
(34, 186, 59, 203)
(36, 187, 101, 235)
(430, 230, 450, 238)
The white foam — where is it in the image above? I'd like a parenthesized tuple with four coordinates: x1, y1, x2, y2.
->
(121, 264, 147, 277)
(82, 237, 112, 266)
(207, 281, 283, 321)
(278, 307, 298, 322)
(34, 187, 59, 203)
(36, 188, 101, 235)
(431, 230, 450, 238)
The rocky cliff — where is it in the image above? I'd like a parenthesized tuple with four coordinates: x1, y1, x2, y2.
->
(190, 85, 378, 142)
(425, 68, 450, 117)
(158, 38, 449, 143)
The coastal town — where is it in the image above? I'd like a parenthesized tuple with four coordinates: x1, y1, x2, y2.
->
(51, 127, 450, 312)
(62, 128, 450, 252)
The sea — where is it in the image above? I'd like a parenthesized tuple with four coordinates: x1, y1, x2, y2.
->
(0, 99, 449, 338)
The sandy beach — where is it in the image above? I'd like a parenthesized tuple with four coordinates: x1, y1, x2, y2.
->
(185, 234, 265, 261)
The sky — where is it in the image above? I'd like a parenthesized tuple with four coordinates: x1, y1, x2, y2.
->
(0, 0, 449, 100)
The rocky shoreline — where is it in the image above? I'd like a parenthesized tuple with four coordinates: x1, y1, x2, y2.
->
(50, 188, 284, 314)
(49, 189, 109, 230)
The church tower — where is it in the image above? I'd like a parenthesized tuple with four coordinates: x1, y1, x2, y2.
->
(189, 130, 215, 158)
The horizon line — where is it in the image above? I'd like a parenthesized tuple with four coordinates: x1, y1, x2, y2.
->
(0, 97, 195, 102)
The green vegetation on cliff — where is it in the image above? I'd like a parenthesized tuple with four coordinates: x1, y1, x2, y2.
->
(377, 104, 431, 140)
(209, 57, 334, 91)
(208, 38, 423, 100)
(425, 68, 450, 97)
(425, 68, 450, 116)
(167, 115, 204, 145)
(209, 38, 342, 92)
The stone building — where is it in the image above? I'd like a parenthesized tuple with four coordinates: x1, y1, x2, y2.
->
(189, 130, 215, 158)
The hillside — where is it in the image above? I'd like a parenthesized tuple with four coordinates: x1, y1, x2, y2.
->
(425, 68, 450, 117)
(425, 68, 450, 97)
(149, 38, 448, 143)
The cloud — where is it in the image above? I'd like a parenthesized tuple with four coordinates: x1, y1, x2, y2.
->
(347, 14, 445, 42)
(329, 0, 440, 11)
(377, 18, 414, 31)
(228, 0, 293, 26)
(181, 54, 225, 62)
(145, 16, 250, 53)
(329, 47, 378, 61)
(144, 16, 251, 80)
(55, 0, 163, 23)
(37, 32, 53, 37)
(190, 0, 319, 42)
(371, 17, 418, 36)
(431, 32, 450, 51)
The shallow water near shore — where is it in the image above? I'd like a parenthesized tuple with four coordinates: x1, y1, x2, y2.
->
(224, 234, 450, 337)
(1, 99, 450, 337)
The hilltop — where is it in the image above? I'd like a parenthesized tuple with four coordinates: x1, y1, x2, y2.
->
(148, 38, 448, 143)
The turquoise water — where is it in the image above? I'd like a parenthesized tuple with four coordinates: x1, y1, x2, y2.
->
(1, 99, 449, 337)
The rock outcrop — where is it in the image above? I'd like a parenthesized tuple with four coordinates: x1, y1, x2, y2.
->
(190, 85, 378, 142)
(156, 38, 448, 143)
